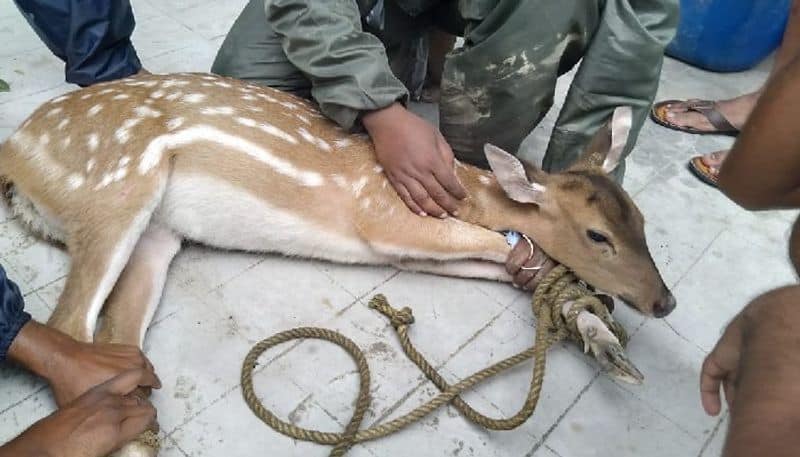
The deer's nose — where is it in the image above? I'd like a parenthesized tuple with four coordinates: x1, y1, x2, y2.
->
(652, 292, 676, 318)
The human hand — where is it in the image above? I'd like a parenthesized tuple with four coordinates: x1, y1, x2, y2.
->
(0, 369, 158, 457)
(363, 103, 467, 217)
(8, 321, 160, 406)
(505, 235, 557, 291)
(700, 312, 745, 416)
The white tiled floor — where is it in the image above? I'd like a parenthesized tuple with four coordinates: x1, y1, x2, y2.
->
(0, 1, 796, 456)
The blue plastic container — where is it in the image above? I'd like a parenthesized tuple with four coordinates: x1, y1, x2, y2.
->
(666, 0, 791, 72)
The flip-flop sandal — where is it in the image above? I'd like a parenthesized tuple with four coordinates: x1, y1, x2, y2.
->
(687, 156, 719, 188)
(651, 99, 740, 136)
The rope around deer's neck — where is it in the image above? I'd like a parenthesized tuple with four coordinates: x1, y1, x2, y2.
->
(240, 265, 628, 457)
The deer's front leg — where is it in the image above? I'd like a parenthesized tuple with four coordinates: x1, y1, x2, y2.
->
(95, 224, 182, 457)
(359, 215, 511, 263)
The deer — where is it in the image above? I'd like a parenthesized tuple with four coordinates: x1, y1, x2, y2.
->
(0, 72, 674, 457)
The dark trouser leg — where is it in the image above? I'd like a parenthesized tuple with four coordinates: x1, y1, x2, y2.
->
(438, 0, 599, 168)
(211, 0, 312, 97)
(13, 0, 141, 86)
(722, 286, 800, 457)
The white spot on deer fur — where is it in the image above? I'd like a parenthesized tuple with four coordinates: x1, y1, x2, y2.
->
(201, 82, 213, 87)
(297, 127, 332, 151)
(167, 117, 184, 131)
(351, 177, 368, 196)
(67, 173, 85, 189)
(478, 175, 492, 185)
(247, 106, 263, 113)
(112, 94, 130, 100)
(373, 165, 383, 174)
(46, 107, 63, 117)
(134, 106, 162, 118)
(138, 125, 324, 186)
(50, 94, 70, 104)
(86, 158, 96, 172)
(295, 114, 311, 125)
(95, 173, 114, 189)
(165, 91, 183, 101)
(81, 93, 93, 100)
(258, 123, 297, 144)
(183, 93, 206, 104)
(242, 94, 256, 101)
(360, 198, 371, 210)
(280, 101, 298, 110)
(332, 175, 347, 188)
(333, 139, 352, 149)
(236, 117, 257, 128)
(119, 156, 130, 167)
(125, 80, 158, 88)
(57, 118, 70, 130)
(39, 133, 49, 145)
(150, 90, 165, 99)
(256, 93, 278, 103)
(112, 167, 128, 182)
(202, 106, 235, 115)
(63, 136, 71, 148)
(87, 134, 99, 151)
(99, 88, 115, 95)
(201, 75, 216, 81)
(88, 104, 103, 116)
(213, 81, 232, 88)
(115, 128, 130, 144)
(161, 79, 189, 88)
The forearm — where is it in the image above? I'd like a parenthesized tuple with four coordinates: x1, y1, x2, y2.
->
(718, 56, 800, 210)
(724, 298, 800, 457)
(7, 321, 76, 382)
(266, 0, 408, 130)
(545, 0, 678, 175)
(0, 433, 48, 457)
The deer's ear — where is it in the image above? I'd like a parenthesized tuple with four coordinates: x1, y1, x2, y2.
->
(569, 106, 633, 174)
(484, 144, 546, 204)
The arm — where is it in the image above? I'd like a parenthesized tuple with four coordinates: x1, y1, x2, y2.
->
(718, 56, 800, 210)
(265, 0, 408, 130)
(13, 0, 142, 86)
(266, 0, 467, 217)
(544, 0, 679, 176)
(700, 286, 800, 457)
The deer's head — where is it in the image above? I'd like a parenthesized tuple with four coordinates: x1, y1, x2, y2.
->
(486, 107, 675, 317)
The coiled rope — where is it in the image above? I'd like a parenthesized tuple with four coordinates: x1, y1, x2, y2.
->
(241, 265, 627, 456)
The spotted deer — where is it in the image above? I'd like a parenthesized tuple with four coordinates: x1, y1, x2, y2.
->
(0, 72, 673, 457)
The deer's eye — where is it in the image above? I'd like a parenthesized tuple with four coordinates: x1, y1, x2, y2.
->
(587, 230, 609, 244)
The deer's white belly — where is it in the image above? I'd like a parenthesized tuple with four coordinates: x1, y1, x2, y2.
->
(154, 173, 387, 263)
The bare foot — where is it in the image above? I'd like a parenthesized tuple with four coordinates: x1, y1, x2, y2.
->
(662, 91, 760, 133)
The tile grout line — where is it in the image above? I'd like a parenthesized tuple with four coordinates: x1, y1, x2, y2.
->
(695, 412, 728, 457)
(525, 373, 601, 456)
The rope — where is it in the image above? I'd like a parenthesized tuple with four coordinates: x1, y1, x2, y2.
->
(241, 265, 627, 456)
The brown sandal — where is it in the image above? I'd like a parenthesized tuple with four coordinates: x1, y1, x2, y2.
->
(651, 99, 740, 136)
(687, 156, 720, 188)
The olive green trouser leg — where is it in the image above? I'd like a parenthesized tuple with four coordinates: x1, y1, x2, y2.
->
(211, 0, 311, 97)
(438, 0, 599, 169)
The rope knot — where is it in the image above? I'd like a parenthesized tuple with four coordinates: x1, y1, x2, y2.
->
(368, 294, 415, 328)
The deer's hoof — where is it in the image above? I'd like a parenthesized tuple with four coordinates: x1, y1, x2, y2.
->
(110, 431, 160, 457)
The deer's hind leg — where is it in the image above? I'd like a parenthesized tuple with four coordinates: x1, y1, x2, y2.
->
(47, 174, 168, 343)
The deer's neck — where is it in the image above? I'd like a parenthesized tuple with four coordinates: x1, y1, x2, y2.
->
(454, 165, 550, 241)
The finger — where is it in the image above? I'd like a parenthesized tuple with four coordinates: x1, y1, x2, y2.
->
(101, 368, 161, 396)
(525, 259, 556, 291)
(404, 178, 448, 217)
(118, 405, 158, 444)
(433, 135, 467, 200)
(506, 242, 532, 275)
(514, 249, 548, 287)
(140, 355, 161, 389)
(418, 173, 459, 215)
(700, 356, 724, 416)
(389, 176, 426, 216)
(723, 379, 736, 410)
